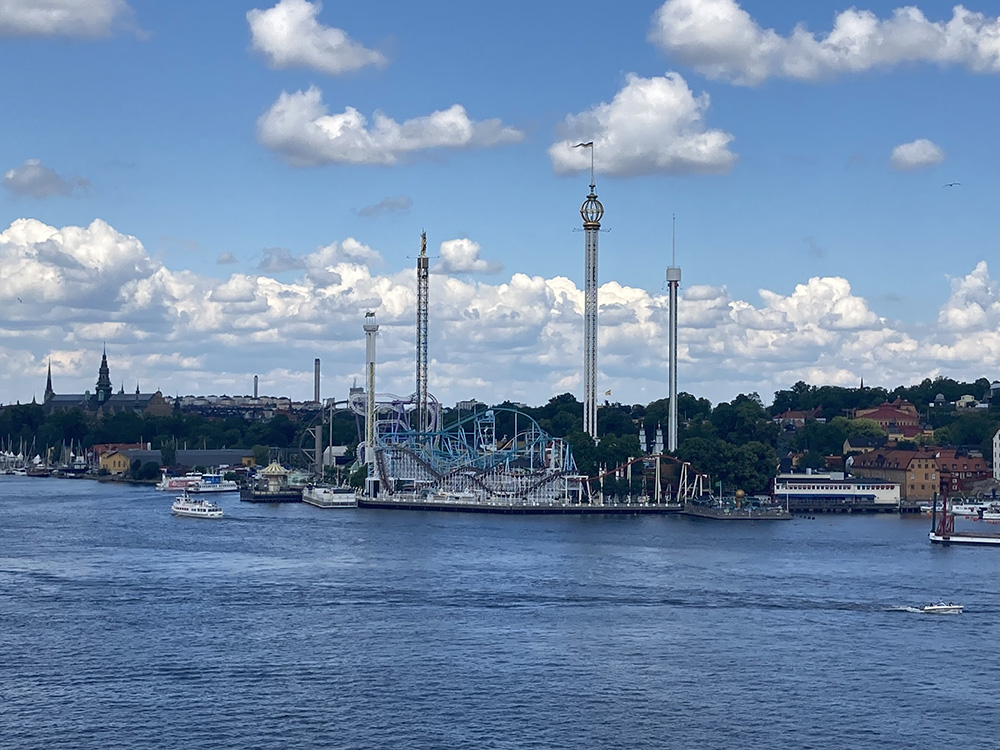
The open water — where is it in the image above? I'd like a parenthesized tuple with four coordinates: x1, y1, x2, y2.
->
(2, 477, 999, 749)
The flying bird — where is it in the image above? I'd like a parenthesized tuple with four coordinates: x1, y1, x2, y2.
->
(16, 297, 22, 303)
(943, 182, 961, 187)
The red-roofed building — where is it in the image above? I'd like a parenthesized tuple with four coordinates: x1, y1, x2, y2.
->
(850, 449, 938, 501)
(932, 449, 990, 497)
(853, 399, 927, 440)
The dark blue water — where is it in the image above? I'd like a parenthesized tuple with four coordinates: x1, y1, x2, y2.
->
(2, 477, 998, 749)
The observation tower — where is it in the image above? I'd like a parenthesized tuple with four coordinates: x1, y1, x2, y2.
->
(666, 217, 681, 452)
(578, 143, 603, 439)
(363, 311, 379, 469)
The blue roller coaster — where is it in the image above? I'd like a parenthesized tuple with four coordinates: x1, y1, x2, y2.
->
(348, 391, 587, 503)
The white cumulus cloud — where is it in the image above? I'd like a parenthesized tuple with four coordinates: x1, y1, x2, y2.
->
(0, 218, 157, 311)
(548, 72, 736, 177)
(257, 86, 524, 166)
(247, 0, 386, 75)
(649, 0, 1000, 85)
(435, 239, 503, 275)
(0, 0, 139, 38)
(937, 261, 1000, 331)
(890, 138, 945, 170)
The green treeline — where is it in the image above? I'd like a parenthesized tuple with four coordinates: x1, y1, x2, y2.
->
(0, 405, 360, 469)
(3, 375, 998, 494)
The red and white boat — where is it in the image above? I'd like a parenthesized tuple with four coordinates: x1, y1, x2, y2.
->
(156, 471, 203, 491)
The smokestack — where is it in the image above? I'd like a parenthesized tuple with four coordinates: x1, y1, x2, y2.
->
(253, 375, 258, 399)
(314, 358, 321, 403)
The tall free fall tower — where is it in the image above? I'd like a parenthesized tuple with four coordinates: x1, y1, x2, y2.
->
(578, 144, 603, 439)
(666, 217, 681, 453)
(415, 231, 429, 434)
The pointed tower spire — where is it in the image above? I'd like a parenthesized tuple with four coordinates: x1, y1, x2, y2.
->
(96, 345, 113, 404)
(44, 360, 54, 401)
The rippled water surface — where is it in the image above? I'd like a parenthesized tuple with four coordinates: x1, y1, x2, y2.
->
(2, 477, 999, 749)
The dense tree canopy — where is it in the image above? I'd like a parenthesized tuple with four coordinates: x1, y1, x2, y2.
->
(4, 375, 999, 494)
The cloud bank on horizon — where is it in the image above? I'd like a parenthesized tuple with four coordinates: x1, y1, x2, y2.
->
(1, 217, 998, 408)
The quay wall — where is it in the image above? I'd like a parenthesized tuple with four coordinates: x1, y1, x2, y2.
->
(358, 497, 682, 515)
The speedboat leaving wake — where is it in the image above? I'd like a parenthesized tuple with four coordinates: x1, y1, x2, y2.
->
(885, 603, 963, 614)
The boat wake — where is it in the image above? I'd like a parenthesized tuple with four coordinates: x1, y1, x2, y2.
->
(884, 605, 924, 614)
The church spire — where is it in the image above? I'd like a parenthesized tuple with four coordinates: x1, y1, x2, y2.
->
(96, 345, 113, 404)
(44, 360, 54, 401)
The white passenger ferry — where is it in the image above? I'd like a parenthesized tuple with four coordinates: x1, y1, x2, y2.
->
(171, 491, 223, 519)
(188, 473, 239, 493)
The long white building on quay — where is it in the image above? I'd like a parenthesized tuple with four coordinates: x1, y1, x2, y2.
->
(773, 472, 900, 513)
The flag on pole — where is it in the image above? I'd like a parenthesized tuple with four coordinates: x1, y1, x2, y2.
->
(575, 141, 594, 148)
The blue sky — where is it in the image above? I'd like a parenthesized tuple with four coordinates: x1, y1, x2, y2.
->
(2, 0, 1000, 409)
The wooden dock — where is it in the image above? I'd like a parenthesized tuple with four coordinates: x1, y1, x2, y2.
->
(301, 487, 357, 509)
(929, 530, 1000, 546)
(239, 486, 302, 503)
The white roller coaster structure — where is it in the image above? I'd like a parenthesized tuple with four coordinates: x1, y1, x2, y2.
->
(349, 391, 588, 505)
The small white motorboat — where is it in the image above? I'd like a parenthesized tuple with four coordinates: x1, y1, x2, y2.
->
(921, 602, 963, 615)
(171, 491, 223, 519)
